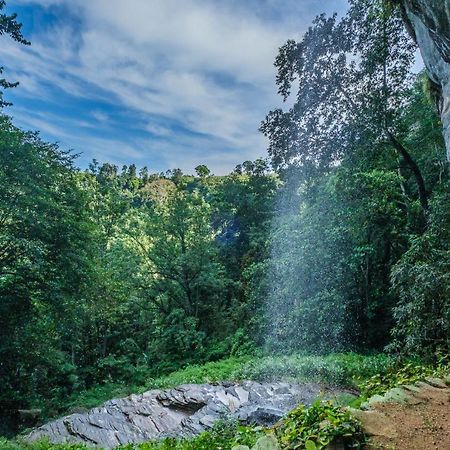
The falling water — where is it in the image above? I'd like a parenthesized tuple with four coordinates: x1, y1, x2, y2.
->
(264, 168, 350, 356)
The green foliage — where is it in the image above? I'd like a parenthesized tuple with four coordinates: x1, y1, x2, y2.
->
(0, 109, 277, 434)
(128, 421, 262, 450)
(0, 116, 97, 433)
(262, 168, 407, 353)
(260, 1, 448, 356)
(357, 359, 450, 399)
(389, 187, 450, 357)
(274, 401, 364, 449)
(0, 439, 89, 450)
(0, 1, 30, 106)
(1, 0, 450, 441)
(233, 353, 393, 387)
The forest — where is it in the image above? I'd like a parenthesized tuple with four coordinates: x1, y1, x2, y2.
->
(0, 0, 449, 449)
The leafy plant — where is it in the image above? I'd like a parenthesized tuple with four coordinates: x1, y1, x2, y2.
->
(274, 401, 364, 449)
(357, 359, 450, 399)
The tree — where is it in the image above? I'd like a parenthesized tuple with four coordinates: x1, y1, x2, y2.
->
(0, 117, 95, 431)
(390, 187, 450, 357)
(395, 0, 450, 159)
(124, 188, 234, 368)
(0, 0, 30, 107)
(195, 164, 211, 178)
(261, 0, 429, 215)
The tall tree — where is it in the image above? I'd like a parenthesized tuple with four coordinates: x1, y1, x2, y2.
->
(0, 117, 95, 432)
(0, 0, 30, 107)
(261, 0, 429, 215)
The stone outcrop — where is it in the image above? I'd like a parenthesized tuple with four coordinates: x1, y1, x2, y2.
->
(27, 381, 327, 448)
(351, 375, 450, 450)
(400, 0, 450, 159)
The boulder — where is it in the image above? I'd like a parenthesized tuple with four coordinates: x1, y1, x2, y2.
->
(349, 409, 397, 439)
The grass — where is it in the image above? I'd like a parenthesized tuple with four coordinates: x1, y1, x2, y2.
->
(64, 356, 252, 412)
(232, 352, 394, 386)
(63, 353, 393, 414)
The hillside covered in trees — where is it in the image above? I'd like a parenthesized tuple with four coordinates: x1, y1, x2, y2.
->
(0, 0, 449, 448)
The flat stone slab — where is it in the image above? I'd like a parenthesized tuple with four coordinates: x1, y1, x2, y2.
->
(27, 381, 330, 448)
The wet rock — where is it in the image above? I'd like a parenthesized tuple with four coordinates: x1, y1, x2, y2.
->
(28, 381, 329, 448)
(381, 387, 411, 404)
(365, 394, 385, 408)
(239, 407, 284, 427)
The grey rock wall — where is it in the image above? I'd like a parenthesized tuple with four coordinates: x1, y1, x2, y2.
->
(401, 0, 450, 159)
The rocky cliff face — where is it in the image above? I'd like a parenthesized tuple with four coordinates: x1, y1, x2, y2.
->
(400, 0, 450, 159)
(27, 382, 329, 448)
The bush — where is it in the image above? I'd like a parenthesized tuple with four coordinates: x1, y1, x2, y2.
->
(357, 359, 450, 399)
(389, 188, 450, 358)
(274, 401, 364, 449)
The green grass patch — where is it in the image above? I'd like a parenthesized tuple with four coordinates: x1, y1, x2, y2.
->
(56, 353, 397, 418)
(64, 356, 252, 413)
(232, 352, 394, 387)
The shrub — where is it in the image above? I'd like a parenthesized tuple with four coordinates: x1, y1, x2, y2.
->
(357, 359, 450, 399)
(274, 401, 364, 449)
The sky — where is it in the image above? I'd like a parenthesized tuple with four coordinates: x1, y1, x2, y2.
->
(3, 0, 349, 174)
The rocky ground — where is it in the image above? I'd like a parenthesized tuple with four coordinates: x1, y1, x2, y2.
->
(27, 376, 450, 449)
(27, 381, 333, 448)
(353, 377, 450, 450)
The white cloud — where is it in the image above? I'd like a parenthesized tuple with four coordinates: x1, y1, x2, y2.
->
(145, 122, 172, 137)
(91, 110, 109, 123)
(4, 0, 349, 173)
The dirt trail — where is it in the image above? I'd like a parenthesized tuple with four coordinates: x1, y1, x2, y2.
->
(354, 380, 450, 450)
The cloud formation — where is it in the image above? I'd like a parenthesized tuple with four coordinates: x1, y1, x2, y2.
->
(4, 0, 349, 173)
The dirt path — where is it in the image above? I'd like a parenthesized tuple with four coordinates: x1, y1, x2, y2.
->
(354, 379, 450, 450)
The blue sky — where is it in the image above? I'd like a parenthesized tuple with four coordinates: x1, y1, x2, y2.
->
(3, 0, 349, 174)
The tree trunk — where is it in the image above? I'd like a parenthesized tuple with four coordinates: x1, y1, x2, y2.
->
(387, 131, 429, 214)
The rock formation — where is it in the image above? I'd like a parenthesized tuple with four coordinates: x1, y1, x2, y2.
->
(400, 0, 450, 159)
(351, 375, 450, 450)
(27, 381, 328, 448)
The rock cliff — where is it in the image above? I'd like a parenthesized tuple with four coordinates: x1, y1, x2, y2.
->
(400, 0, 450, 159)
